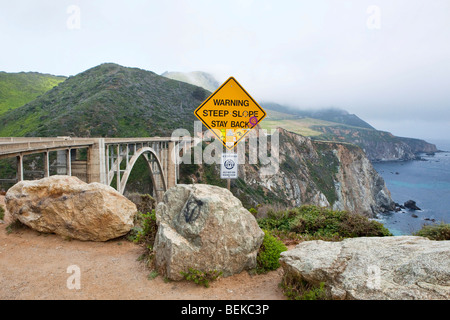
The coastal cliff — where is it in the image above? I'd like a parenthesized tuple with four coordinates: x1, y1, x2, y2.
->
(183, 129, 395, 216)
(310, 125, 438, 162)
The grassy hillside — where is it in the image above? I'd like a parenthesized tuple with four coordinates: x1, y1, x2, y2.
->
(0, 72, 66, 116)
(0, 64, 209, 137)
(261, 103, 375, 130)
(261, 110, 337, 137)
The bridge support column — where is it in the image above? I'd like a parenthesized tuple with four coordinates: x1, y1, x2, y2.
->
(167, 141, 177, 189)
(66, 149, 72, 176)
(57, 150, 66, 175)
(44, 151, 49, 178)
(87, 138, 107, 184)
(16, 154, 23, 182)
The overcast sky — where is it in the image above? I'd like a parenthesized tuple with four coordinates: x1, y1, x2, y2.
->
(1, 0, 449, 143)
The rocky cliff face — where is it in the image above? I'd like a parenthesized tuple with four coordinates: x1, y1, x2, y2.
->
(312, 125, 438, 161)
(360, 137, 438, 162)
(183, 129, 395, 217)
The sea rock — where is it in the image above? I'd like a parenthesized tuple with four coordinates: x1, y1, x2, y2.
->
(153, 184, 264, 280)
(5, 175, 137, 241)
(404, 200, 421, 211)
(280, 236, 450, 300)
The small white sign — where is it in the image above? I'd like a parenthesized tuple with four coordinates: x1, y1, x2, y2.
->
(221, 152, 238, 179)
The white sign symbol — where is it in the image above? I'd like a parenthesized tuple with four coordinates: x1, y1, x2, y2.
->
(221, 153, 238, 179)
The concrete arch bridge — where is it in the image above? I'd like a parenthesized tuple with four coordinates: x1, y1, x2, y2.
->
(0, 137, 196, 201)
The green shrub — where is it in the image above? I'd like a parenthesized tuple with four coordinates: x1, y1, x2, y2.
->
(0, 205, 4, 220)
(280, 273, 328, 300)
(414, 222, 450, 240)
(338, 211, 392, 237)
(288, 205, 345, 235)
(257, 209, 296, 231)
(248, 208, 258, 216)
(180, 268, 223, 288)
(129, 210, 158, 245)
(129, 210, 158, 270)
(256, 230, 288, 274)
(147, 270, 159, 280)
(258, 205, 392, 241)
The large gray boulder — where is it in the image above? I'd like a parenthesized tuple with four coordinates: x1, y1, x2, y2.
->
(154, 184, 264, 280)
(5, 175, 137, 241)
(280, 236, 450, 300)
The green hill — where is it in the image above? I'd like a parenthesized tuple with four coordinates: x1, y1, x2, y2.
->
(0, 63, 210, 137)
(0, 72, 66, 116)
(261, 102, 375, 130)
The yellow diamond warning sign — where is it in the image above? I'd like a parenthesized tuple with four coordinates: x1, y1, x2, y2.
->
(194, 77, 266, 149)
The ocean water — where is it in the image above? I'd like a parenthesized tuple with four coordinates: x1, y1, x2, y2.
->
(372, 140, 450, 235)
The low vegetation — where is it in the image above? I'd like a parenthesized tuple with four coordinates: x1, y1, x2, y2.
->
(414, 222, 450, 240)
(0, 205, 4, 220)
(257, 205, 392, 242)
(127, 194, 159, 273)
(280, 273, 327, 300)
(131, 210, 157, 245)
(256, 230, 288, 274)
(180, 268, 223, 288)
(6, 219, 26, 234)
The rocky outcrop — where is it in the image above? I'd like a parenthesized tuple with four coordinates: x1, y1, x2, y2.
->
(237, 129, 395, 216)
(311, 125, 438, 161)
(280, 236, 450, 300)
(398, 137, 439, 156)
(404, 200, 421, 211)
(360, 137, 438, 162)
(153, 184, 264, 280)
(5, 175, 137, 241)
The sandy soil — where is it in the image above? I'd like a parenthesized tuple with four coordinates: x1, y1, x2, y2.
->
(0, 196, 286, 300)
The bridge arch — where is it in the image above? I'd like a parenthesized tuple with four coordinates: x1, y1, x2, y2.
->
(117, 147, 167, 201)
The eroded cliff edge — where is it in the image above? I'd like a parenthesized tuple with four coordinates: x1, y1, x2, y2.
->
(182, 128, 395, 217)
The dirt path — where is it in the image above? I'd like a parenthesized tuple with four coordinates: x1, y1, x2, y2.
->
(0, 197, 286, 300)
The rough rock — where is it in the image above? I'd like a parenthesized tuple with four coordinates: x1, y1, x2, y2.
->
(5, 175, 137, 241)
(153, 184, 264, 280)
(280, 236, 450, 300)
(404, 200, 421, 211)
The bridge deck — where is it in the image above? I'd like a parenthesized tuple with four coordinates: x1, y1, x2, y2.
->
(0, 136, 196, 159)
(0, 139, 95, 159)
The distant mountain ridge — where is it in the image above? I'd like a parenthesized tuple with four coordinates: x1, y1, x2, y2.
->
(260, 103, 438, 161)
(261, 102, 375, 130)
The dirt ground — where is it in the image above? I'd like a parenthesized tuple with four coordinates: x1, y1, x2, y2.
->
(0, 196, 286, 300)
